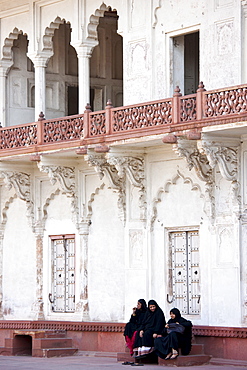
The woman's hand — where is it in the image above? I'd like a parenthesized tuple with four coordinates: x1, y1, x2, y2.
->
(165, 324, 169, 328)
(140, 330, 144, 337)
(153, 333, 157, 338)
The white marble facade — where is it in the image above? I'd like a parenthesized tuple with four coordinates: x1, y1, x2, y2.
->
(0, 0, 247, 329)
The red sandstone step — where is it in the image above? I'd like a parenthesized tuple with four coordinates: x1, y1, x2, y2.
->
(158, 354, 211, 367)
(32, 347, 78, 358)
(33, 337, 73, 349)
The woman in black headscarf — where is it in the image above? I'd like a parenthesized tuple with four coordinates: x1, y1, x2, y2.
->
(154, 307, 192, 360)
(133, 299, 166, 358)
(124, 299, 147, 355)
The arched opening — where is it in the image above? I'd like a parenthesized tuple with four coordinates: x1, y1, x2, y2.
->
(90, 8, 123, 111)
(46, 22, 78, 118)
(7, 33, 35, 125)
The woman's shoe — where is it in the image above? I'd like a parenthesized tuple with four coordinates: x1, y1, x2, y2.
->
(165, 353, 172, 360)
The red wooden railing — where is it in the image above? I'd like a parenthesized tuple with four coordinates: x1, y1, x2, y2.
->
(0, 82, 247, 155)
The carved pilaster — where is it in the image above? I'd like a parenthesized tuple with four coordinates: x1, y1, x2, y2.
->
(0, 232, 4, 318)
(38, 164, 75, 196)
(32, 233, 45, 320)
(107, 155, 146, 221)
(76, 222, 90, 320)
(85, 153, 126, 223)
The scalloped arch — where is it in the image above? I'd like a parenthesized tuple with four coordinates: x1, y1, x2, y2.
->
(43, 16, 69, 53)
(151, 170, 203, 227)
(42, 188, 61, 222)
(87, 183, 105, 217)
(1, 194, 17, 227)
(87, 3, 115, 41)
(2, 28, 24, 62)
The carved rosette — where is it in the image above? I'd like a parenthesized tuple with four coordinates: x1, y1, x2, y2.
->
(38, 164, 75, 196)
(107, 155, 146, 221)
(85, 154, 126, 223)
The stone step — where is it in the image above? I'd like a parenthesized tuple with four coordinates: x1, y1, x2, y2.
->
(33, 337, 73, 349)
(75, 351, 117, 358)
(158, 354, 212, 367)
(32, 347, 78, 358)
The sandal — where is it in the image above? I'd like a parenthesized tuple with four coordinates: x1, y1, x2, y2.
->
(165, 353, 172, 360)
(122, 362, 134, 365)
(170, 353, 179, 360)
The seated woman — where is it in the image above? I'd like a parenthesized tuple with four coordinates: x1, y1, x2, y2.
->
(133, 299, 166, 358)
(124, 299, 147, 355)
(154, 307, 192, 360)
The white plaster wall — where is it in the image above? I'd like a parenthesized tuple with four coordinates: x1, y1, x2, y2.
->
(2, 197, 36, 319)
(87, 184, 125, 321)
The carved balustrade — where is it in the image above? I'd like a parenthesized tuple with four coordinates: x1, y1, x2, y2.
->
(112, 99, 173, 132)
(179, 94, 197, 122)
(204, 85, 247, 117)
(0, 82, 247, 155)
(0, 123, 38, 149)
(43, 114, 84, 143)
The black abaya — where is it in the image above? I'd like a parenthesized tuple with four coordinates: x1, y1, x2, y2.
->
(154, 308, 192, 358)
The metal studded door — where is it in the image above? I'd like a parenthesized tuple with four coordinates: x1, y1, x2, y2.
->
(170, 230, 200, 315)
(51, 235, 75, 312)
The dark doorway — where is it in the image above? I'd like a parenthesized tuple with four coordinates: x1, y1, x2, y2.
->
(184, 32, 199, 94)
(13, 335, 32, 356)
(68, 86, 78, 116)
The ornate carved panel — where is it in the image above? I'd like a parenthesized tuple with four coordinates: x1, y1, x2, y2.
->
(38, 165, 75, 197)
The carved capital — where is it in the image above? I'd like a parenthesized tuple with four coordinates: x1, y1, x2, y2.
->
(85, 153, 123, 189)
(107, 155, 146, 221)
(85, 153, 126, 224)
(199, 141, 238, 182)
(173, 139, 213, 183)
(38, 164, 75, 196)
(107, 155, 145, 187)
(0, 171, 31, 201)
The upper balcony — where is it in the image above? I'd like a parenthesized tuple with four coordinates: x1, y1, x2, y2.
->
(1, 82, 247, 159)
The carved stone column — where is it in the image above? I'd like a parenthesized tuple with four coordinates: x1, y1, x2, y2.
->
(75, 43, 97, 113)
(29, 54, 50, 120)
(33, 231, 45, 320)
(0, 62, 12, 126)
(0, 232, 4, 318)
(77, 222, 90, 320)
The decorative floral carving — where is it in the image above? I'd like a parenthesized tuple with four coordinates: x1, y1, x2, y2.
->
(200, 144, 238, 182)
(0, 171, 31, 201)
(85, 154, 126, 223)
(180, 96, 197, 121)
(173, 139, 213, 183)
(107, 155, 146, 220)
(89, 112, 106, 136)
(112, 99, 172, 132)
(204, 87, 247, 117)
(0, 124, 38, 149)
(43, 116, 83, 143)
(38, 165, 75, 196)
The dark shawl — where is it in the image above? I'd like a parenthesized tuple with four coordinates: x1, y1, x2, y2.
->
(140, 300, 166, 334)
(124, 299, 147, 338)
(167, 308, 192, 355)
